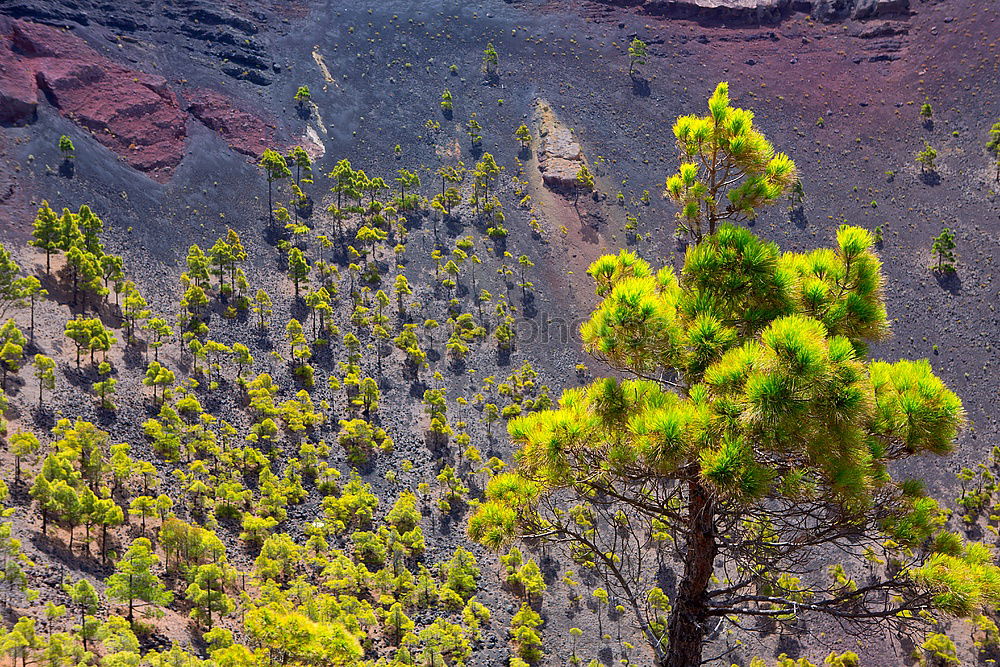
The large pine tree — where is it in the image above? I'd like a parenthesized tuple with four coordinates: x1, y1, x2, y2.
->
(469, 84, 990, 667)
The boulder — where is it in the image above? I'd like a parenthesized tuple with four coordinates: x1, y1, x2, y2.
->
(852, 0, 910, 19)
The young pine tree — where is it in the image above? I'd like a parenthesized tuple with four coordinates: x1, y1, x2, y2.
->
(58, 135, 76, 159)
(986, 119, 1000, 182)
(259, 149, 292, 227)
(917, 142, 939, 173)
(30, 202, 61, 274)
(32, 354, 55, 410)
(294, 85, 311, 108)
(287, 248, 310, 297)
(105, 537, 173, 623)
(0, 243, 25, 319)
(628, 37, 648, 79)
(931, 227, 957, 273)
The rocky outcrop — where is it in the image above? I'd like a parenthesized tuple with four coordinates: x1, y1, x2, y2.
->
(0, 17, 284, 179)
(0, 0, 280, 85)
(0, 17, 187, 178)
(595, 0, 909, 24)
(0, 30, 37, 123)
(642, 0, 790, 24)
(534, 100, 589, 192)
(804, 0, 909, 20)
(185, 88, 273, 158)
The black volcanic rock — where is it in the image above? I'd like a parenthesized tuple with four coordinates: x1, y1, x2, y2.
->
(0, 0, 277, 85)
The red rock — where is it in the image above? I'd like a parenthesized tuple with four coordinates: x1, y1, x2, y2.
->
(35, 61, 187, 174)
(0, 18, 288, 179)
(0, 32, 37, 124)
(0, 17, 187, 180)
(185, 87, 274, 159)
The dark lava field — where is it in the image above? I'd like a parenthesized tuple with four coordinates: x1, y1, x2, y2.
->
(0, 0, 998, 665)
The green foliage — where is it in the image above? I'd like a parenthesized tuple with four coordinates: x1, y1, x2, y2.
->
(245, 606, 363, 665)
(58, 134, 75, 157)
(3, 73, 994, 667)
(466, 113, 483, 148)
(917, 632, 959, 666)
(469, 224, 970, 665)
(294, 85, 311, 106)
(287, 247, 311, 296)
(510, 603, 543, 663)
(931, 227, 956, 273)
(30, 202, 61, 273)
(0, 242, 27, 318)
(482, 42, 499, 76)
(575, 164, 595, 193)
(664, 82, 796, 241)
(260, 148, 292, 226)
(441, 546, 479, 603)
(917, 142, 939, 173)
(105, 538, 173, 622)
(0, 319, 25, 387)
(514, 124, 532, 149)
(337, 418, 393, 463)
(627, 37, 647, 78)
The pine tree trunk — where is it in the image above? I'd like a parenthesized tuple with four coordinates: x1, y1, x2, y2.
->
(127, 570, 134, 623)
(664, 480, 717, 667)
(267, 180, 273, 228)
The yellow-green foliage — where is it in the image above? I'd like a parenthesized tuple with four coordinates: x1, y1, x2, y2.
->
(665, 82, 797, 240)
(469, 222, 980, 663)
(911, 542, 1000, 615)
(473, 224, 961, 514)
(746, 651, 859, 667)
(916, 632, 959, 666)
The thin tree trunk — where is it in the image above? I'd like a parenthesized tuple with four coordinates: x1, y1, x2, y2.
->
(267, 180, 273, 228)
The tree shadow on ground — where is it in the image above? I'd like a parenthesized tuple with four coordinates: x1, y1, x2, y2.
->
(935, 270, 962, 294)
(789, 206, 807, 229)
(919, 170, 942, 186)
(631, 77, 650, 97)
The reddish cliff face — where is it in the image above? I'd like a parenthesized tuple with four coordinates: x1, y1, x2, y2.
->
(0, 17, 290, 181)
(184, 88, 275, 159)
(0, 24, 37, 124)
